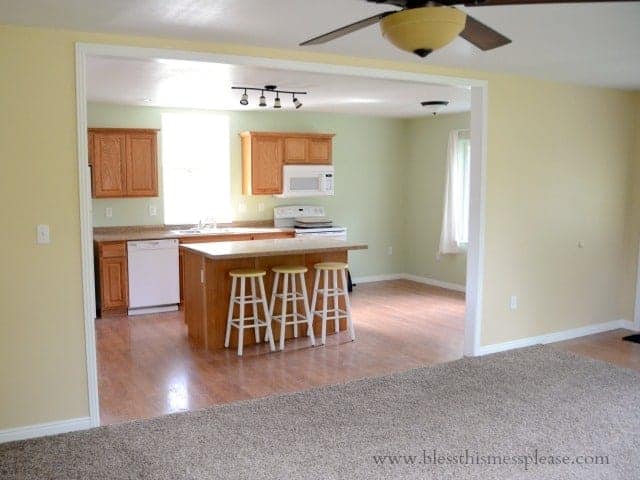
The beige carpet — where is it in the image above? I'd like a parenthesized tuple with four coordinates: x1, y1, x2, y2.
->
(1, 346, 638, 479)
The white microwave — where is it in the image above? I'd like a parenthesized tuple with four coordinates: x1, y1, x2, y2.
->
(276, 165, 335, 198)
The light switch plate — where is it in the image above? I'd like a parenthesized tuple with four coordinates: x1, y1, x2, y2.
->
(105, 207, 113, 218)
(37, 224, 50, 244)
(149, 205, 157, 216)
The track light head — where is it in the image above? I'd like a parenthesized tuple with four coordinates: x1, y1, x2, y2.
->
(292, 94, 302, 109)
(274, 94, 281, 109)
(240, 89, 249, 106)
(259, 91, 267, 107)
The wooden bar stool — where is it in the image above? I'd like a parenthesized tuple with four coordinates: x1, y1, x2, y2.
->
(270, 265, 315, 350)
(310, 262, 355, 345)
(224, 268, 275, 356)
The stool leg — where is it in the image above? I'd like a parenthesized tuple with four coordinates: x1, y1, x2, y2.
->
(299, 272, 315, 346)
(291, 272, 299, 338)
(341, 268, 355, 341)
(225, 276, 237, 349)
(321, 269, 329, 345)
(238, 277, 246, 356)
(310, 269, 320, 326)
(279, 273, 289, 351)
(332, 269, 339, 333)
(267, 272, 280, 342)
(258, 277, 275, 351)
(250, 277, 260, 344)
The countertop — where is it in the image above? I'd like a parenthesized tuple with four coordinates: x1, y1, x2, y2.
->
(180, 237, 368, 260)
(93, 226, 293, 242)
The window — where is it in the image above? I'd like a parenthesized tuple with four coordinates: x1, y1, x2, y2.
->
(439, 129, 470, 254)
(161, 112, 231, 225)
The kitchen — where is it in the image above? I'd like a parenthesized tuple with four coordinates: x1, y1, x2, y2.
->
(88, 54, 469, 425)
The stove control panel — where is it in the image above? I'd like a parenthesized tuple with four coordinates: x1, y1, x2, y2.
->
(274, 206, 326, 227)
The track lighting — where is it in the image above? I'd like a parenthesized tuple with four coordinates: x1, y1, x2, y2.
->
(292, 94, 302, 109)
(232, 85, 307, 110)
(239, 89, 249, 106)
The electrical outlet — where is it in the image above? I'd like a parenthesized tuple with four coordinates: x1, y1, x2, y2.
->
(238, 202, 247, 214)
(149, 205, 157, 216)
(387, 246, 393, 256)
(36, 224, 50, 244)
(258, 202, 265, 212)
(509, 295, 518, 311)
(105, 207, 113, 218)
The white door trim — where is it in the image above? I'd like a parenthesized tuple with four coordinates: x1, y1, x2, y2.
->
(635, 240, 640, 330)
(75, 43, 489, 429)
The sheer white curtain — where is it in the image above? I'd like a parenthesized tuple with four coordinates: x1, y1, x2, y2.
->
(439, 129, 470, 255)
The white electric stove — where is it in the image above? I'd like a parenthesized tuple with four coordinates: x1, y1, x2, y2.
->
(274, 206, 347, 240)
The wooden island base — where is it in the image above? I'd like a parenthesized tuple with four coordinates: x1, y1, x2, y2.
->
(183, 248, 356, 351)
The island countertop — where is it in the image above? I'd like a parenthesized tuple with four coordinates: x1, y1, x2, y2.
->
(180, 237, 368, 260)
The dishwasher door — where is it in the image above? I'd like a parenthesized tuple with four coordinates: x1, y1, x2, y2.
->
(127, 239, 180, 314)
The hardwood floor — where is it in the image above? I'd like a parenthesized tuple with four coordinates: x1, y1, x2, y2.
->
(97, 279, 465, 425)
(97, 279, 640, 426)
(552, 329, 640, 371)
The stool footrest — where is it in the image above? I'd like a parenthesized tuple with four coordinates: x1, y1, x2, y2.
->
(313, 309, 348, 319)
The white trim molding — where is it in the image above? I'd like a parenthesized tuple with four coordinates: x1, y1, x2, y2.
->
(402, 274, 466, 293)
(75, 42, 489, 424)
(634, 240, 640, 330)
(0, 417, 92, 444)
(478, 319, 636, 356)
(352, 273, 465, 292)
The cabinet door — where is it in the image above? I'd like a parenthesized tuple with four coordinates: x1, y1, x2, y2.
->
(308, 137, 332, 164)
(283, 137, 308, 164)
(125, 132, 158, 197)
(100, 257, 128, 309)
(251, 136, 283, 194)
(92, 133, 127, 197)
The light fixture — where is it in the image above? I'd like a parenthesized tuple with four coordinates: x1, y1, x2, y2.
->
(232, 85, 307, 109)
(292, 93, 302, 109)
(239, 89, 249, 106)
(421, 100, 450, 116)
(380, 7, 466, 58)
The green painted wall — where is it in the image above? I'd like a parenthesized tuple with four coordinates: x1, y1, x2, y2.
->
(88, 103, 409, 278)
(404, 113, 470, 286)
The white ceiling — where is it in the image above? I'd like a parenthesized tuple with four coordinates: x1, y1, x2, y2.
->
(86, 56, 471, 117)
(2, 0, 640, 89)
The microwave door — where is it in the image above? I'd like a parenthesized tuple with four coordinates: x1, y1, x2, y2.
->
(289, 175, 321, 195)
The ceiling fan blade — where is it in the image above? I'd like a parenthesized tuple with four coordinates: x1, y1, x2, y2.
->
(460, 14, 512, 50)
(461, 0, 637, 5)
(299, 11, 396, 46)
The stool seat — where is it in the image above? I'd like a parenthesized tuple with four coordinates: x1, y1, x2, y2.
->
(272, 265, 308, 274)
(314, 262, 348, 271)
(229, 268, 266, 278)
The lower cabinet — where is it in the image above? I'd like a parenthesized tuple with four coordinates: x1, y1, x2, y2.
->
(96, 232, 294, 317)
(96, 241, 129, 315)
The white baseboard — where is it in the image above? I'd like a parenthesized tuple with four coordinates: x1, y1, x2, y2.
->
(352, 273, 466, 293)
(0, 416, 92, 444)
(478, 319, 637, 356)
(401, 274, 466, 293)
(352, 273, 403, 284)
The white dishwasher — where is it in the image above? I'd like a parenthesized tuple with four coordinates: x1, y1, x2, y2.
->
(127, 239, 180, 315)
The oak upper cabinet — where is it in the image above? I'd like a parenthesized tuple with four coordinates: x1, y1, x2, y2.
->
(241, 132, 284, 195)
(241, 132, 334, 195)
(283, 134, 334, 165)
(89, 128, 159, 198)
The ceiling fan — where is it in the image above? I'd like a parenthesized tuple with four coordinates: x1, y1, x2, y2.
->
(300, 0, 635, 57)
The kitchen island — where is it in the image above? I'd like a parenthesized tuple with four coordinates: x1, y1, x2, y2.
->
(181, 237, 367, 351)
